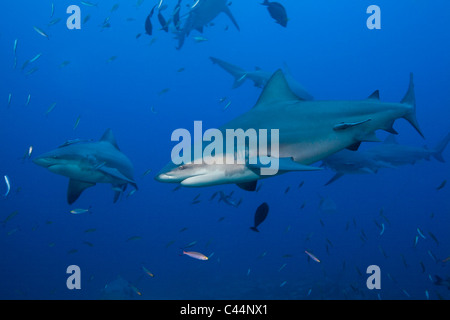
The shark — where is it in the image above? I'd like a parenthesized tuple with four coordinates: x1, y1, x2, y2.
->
(33, 129, 138, 204)
(176, 0, 240, 49)
(210, 56, 314, 100)
(155, 70, 423, 191)
(322, 131, 450, 185)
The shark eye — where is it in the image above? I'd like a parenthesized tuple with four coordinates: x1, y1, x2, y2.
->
(178, 165, 185, 170)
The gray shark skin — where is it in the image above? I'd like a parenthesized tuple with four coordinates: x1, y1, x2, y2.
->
(210, 56, 314, 101)
(33, 129, 137, 204)
(176, 0, 240, 49)
(155, 70, 423, 191)
(322, 131, 450, 185)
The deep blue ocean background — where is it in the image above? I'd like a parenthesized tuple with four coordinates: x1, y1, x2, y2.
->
(0, 0, 449, 300)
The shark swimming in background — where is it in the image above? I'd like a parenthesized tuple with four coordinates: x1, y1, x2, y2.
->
(155, 70, 423, 191)
(33, 129, 138, 204)
(175, 0, 240, 49)
(210, 56, 314, 100)
(322, 131, 450, 185)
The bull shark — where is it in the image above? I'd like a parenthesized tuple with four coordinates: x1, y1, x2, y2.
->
(322, 131, 450, 185)
(176, 0, 240, 49)
(155, 70, 423, 191)
(33, 129, 138, 204)
(210, 56, 314, 100)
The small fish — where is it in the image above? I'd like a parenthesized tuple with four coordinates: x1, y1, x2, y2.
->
(247, 268, 251, 276)
(7, 228, 20, 236)
(70, 207, 91, 215)
(425, 290, 429, 300)
(414, 235, 419, 247)
(223, 101, 232, 111)
(8, 93, 12, 107)
(420, 261, 426, 273)
(298, 181, 304, 189)
(83, 14, 91, 24)
(51, 3, 54, 17)
(177, 67, 185, 73)
(2, 210, 18, 226)
(261, 0, 288, 27)
(126, 236, 142, 242)
(417, 227, 426, 239)
(73, 115, 81, 130)
(279, 280, 287, 287)
(184, 240, 197, 248)
(307, 288, 312, 296)
(193, 36, 208, 43)
(379, 223, 385, 236)
(436, 179, 446, 190)
(45, 102, 57, 115)
(400, 254, 408, 269)
(29, 53, 42, 63)
(158, 88, 170, 95)
(25, 94, 31, 106)
(157, 11, 169, 32)
(165, 240, 175, 248)
(81, 1, 98, 7)
(84, 228, 96, 233)
(428, 250, 437, 263)
(107, 56, 117, 63)
(182, 250, 208, 261)
(25, 67, 39, 76)
(305, 250, 320, 263)
(60, 61, 71, 68)
(442, 256, 450, 263)
(179, 227, 188, 233)
(67, 249, 78, 254)
(250, 202, 269, 232)
(13, 39, 18, 56)
(428, 231, 439, 246)
(83, 241, 94, 247)
(145, 5, 157, 36)
(141, 168, 152, 177)
(401, 289, 410, 298)
(111, 3, 119, 12)
(142, 265, 154, 277)
(284, 186, 290, 194)
(278, 263, 287, 272)
(48, 18, 61, 26)
(3, 175, 11, 198)
(33, 26, 49, 39)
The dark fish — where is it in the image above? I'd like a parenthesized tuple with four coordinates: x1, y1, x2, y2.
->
(261, 0, 288, 27)
(250, 202, 269, 232)
(158, 10, 168, 32)
(436, 179, 447, 190)
(145, 5, 157, 35)
(173, 0, 182, 31)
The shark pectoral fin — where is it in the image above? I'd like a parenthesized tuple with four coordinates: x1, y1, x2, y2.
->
(98, 166, 137, 186)
(346, 142, 361, 151)
(67, 179, 96, 205)
(333, 119, 372, 131)
(236, 181, 257, 191)
(223, 5, 240, 31)
(324, 173, 344, 186)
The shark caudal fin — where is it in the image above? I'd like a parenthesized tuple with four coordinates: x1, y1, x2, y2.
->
(401, 73, 424, 138)
(432, 131, 450, 162)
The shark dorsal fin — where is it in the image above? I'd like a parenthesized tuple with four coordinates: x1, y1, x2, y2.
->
(254, 69, 301, 108)
(100, 129, 120, 150)
(367, 90, 380, 100)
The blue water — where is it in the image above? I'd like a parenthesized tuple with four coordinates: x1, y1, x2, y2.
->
(1, 0, 449, 300)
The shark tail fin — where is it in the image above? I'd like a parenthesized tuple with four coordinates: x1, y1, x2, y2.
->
(250, 226, 259, 232)
(401, 73, 424, 138)
(432, 131, 450, 162)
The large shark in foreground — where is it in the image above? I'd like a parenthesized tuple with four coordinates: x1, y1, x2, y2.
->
(322, 132, 450, 185)
(176, 0, 240, 49)
(155, 70, 423, 191)
(33, 129, 137, 204)
(210, 56, 314, 100)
